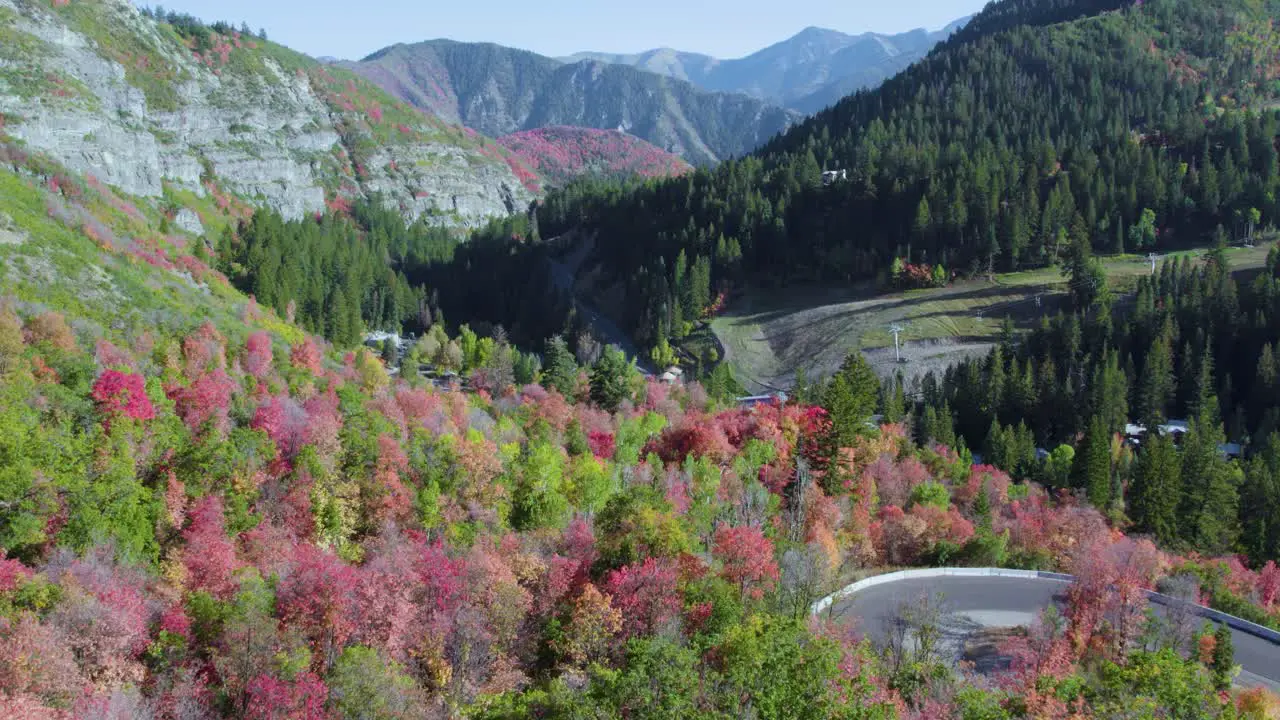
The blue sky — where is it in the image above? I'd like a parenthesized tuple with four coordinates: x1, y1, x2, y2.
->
(140, 0, 988, 61)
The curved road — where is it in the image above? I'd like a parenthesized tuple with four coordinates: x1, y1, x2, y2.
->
(828, 575, 1280, 692)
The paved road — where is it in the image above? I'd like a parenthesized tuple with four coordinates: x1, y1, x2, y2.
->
(828, 575, 1280, 692)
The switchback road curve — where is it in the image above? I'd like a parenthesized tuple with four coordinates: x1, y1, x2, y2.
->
(813, 570, 1280, 692)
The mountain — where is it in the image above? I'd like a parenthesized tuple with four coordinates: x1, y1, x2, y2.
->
(563, 18, 972, 113)
(497, 127, 691, 187)
(523, 0, 1280, 352)
(345, 40, 800, 166)
(0, 0, 535, 227)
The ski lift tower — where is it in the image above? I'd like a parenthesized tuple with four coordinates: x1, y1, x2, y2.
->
(889, 323, 908, 364)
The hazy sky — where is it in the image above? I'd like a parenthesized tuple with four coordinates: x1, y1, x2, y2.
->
(140, 0, 988, 61)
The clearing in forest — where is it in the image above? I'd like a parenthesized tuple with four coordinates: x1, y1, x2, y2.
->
(713, 244, 1275, 394)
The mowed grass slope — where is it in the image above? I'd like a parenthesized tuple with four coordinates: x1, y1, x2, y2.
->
(714, 244, 1276, 392)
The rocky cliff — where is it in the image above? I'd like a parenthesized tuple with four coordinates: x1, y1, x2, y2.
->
(0, 0, 534, 227)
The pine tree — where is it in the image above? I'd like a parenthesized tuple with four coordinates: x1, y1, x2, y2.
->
(1138, 332, 1174, 430)
(1090, 349, 1129, 434)
(590, 346, 633, 412)
(1178, 358, 1240, 554)
(824, 351, 880, 447)
(1073, 415, 1113, 510)
(543, 335, 578, 397)
(972, 477, 993, 531)
(880, 374, 906, 425)
(1211, 623, 1235, 692)
(1129, 433, 1181, 545)
(1241, 434, 1280, 564)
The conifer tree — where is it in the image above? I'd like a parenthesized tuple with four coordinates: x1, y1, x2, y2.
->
(1178, 358, 1240, 554)
(1129, 433, 1181, 545)
(543, 335, 578, 397)
(824, 351, 880, 447)
(1211, 623, 1234, 692)
(590, 346, 633, 412)
(1241, 434, 1280, 564)
(1073, 415, 1113, 510)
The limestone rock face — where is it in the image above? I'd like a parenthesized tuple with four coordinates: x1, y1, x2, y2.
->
(0, 0, 532, 226)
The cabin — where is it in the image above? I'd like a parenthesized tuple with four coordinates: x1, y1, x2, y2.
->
(659, 366, 684, 384)
(821, 169, 848, 186)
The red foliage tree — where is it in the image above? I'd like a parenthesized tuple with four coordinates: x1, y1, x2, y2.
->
(711, 524, 779, 600)
(560, 516, 597, 569)
(1258, 561, 1280, 610)
(94, 339, 134, 370)
(91, 370, 155, 427)
(371, 435, 414, 526)
(587, 431, 615, 461)
(603, 557, 681, 638)
(251, 395, 309, 461)
(0, 555, 32, 593)
(0, 613, 82, 708)
(168, 369, 234, 435)
(645, 415, 735, 465)
(244, 672, 329, 720)
(290, 338, 324, 376)
(48, 550, 152, 683)
(243, 331, 273, 379)
(276, 545, 359, 670)
(181, 495, 241, 600)
(157, 603, 192, 642)
(182, 321, 226, 376)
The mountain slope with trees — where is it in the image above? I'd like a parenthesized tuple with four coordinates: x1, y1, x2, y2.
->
(496, 127, 692, 187)
(345, 40, 800, 166)
(530, 0, 1280, 353)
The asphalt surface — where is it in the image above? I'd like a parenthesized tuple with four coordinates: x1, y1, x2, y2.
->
(827, 575, 1280, 692)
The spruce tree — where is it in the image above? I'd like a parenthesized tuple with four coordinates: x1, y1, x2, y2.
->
(1129, 433, 1181, 545)
(1241, 434, 1280, 564)
(825, 351, 880, 447)
(543, 335, 578, 397)
(590, 346, 633, 412)
(1073, 415, 1114, 510)
(1211, 623, 1234, 692)
(1178, 361, 1240, 554)
(1138, 332, 1174, 430)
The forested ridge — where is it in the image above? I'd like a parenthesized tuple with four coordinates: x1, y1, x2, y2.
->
(218, 201, 573, 352)
(848, 247, 1280, 569)
(530, 0, 1280, 350)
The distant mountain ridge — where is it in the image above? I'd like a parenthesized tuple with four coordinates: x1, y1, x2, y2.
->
(346, 41, 799, 166)
(563, 17, 972, 113)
